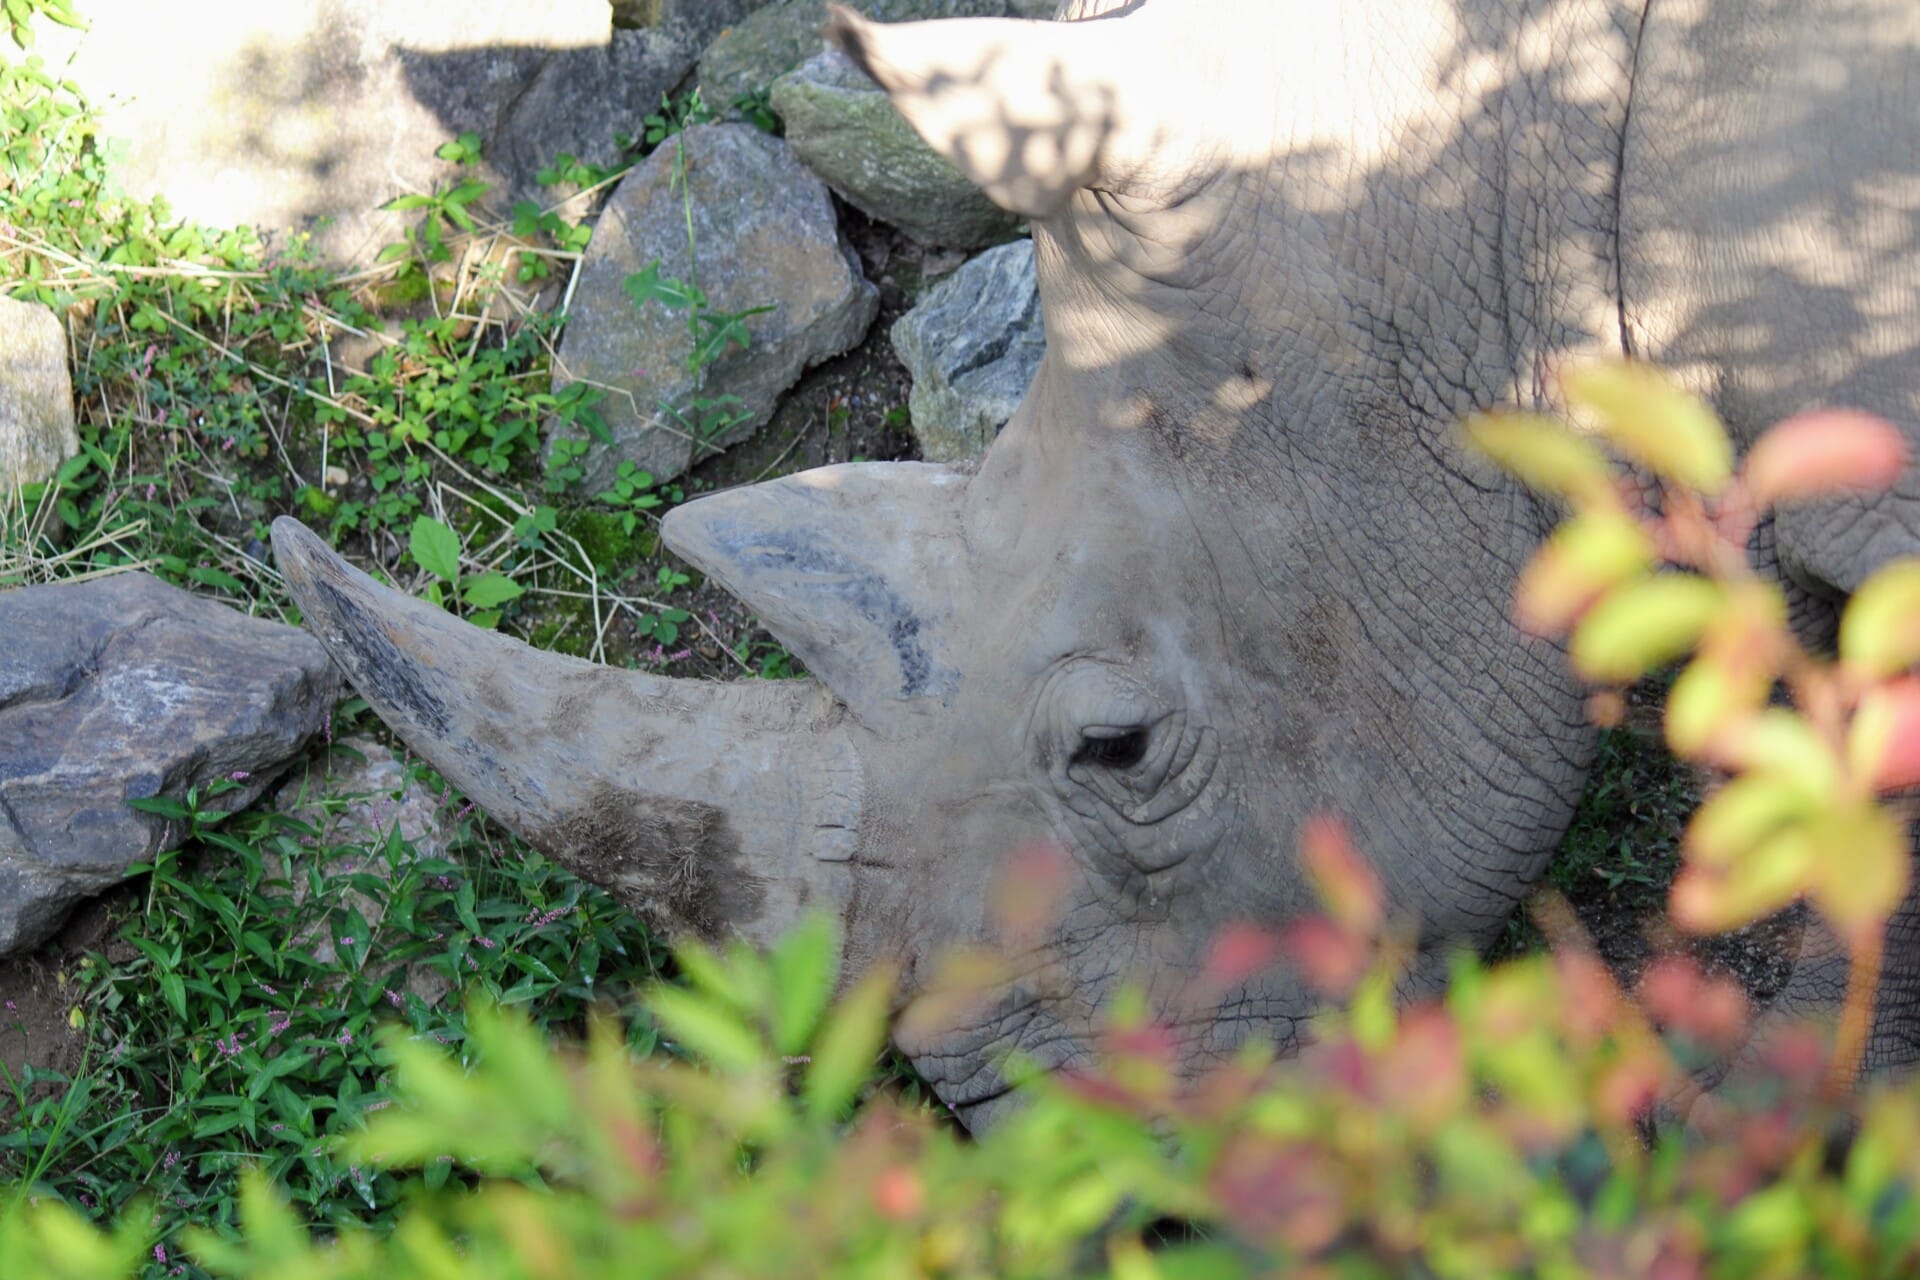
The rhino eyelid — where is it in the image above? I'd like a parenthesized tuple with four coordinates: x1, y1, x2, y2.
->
(1072, 726, 1151, 770)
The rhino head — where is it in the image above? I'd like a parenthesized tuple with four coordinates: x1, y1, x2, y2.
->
(276, 0, 1612, 1123)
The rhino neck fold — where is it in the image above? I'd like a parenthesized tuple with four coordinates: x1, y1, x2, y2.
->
(270, 517, 857, 945)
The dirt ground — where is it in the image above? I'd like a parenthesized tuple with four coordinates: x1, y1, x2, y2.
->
(0, 892, 128, 1112)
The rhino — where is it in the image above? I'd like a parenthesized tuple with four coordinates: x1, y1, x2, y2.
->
(271, 0, 1920, 1122)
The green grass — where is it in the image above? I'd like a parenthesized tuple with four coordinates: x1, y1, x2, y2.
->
(1548, 720, 1694, 898)
(2, 729, 675, 1277)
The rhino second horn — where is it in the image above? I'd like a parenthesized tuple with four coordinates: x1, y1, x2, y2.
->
(269, 517, 858, 944)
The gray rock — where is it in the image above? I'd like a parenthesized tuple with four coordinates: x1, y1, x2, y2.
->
(35, 1, 761, 263)
(698, 0, 1042, 108)
(493, 0, 768, 205)
(890, 238, 1044, 461)
(276, 736, 452, 865)
(550, 123, 877, 486)
(613, 0, 769, 29)
(0, 297, 77, 495)
(0, 574, 340, 957)
(772, 50, 1023, 249)
(273, 736, 457, 1006)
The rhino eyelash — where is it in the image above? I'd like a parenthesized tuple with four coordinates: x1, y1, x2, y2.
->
(1072, 727, 1150, 770)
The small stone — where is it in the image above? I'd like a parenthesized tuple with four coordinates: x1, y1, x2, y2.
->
(550, 124, 877, 487)
(772, 50, 1024, 249)
(0, 574, 340, 957)
(0, 296, 77, 495)
(272, 737, 458, 1006)
(890, 238, 1044, 461)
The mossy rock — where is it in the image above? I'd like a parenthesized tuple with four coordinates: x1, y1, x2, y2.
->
(697, 0, 1044, 108)
(771, 50, 1024, 248)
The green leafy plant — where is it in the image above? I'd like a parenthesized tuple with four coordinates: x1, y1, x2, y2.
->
(3, 0, 82, 49)
(729, 87, 781, 135)
(402, 514, 524, 628)
(640, 89, 715, 149)
(3, 751, 672, 1277)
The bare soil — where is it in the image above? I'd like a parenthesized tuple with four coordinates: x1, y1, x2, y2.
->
(0, 891, 130, 1115)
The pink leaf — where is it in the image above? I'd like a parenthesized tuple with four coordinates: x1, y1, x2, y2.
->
(1741, 409, 1907, 508)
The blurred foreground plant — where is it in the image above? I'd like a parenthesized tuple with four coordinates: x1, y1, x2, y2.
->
(14, 366, 1920, 1276)
(15, 845, 1920, 1276)
(1466, 363, 1915, 1089)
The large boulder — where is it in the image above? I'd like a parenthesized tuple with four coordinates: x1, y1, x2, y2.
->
(0, 574, 340, 957)
(771, 51, 1023, 249)
(890, 238, 1044, 461)
(549, 123, 877, 487)
(696, 0, 1055, 108)
(37, 1, 764, 261)
(0, 296, 77, 495)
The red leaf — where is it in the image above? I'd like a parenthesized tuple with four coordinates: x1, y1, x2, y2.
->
(1297, 815, 1385, 935)
(1208, 1137, 1345, 1253)
(1637, 955, 1749, 1050)
(1376, 1005, 1465, 1127)
(870, 1166, 924, 1221)
(1742, 409, 1908, 508)
(1203, 922, 1285, 987)
(1279, 916, 1372, 996)
(990, 842, 1073, 946)
(1850, 675, 1920, 792)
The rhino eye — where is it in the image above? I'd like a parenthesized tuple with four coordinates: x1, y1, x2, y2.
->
(1072, 727, 1150, 770)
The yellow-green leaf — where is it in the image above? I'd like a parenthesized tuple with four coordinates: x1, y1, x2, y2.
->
(1685, 774, 1821, 869)
(1513, 510, 1657, 635)
(1670, 825, 1814, 934)
(804, 964, 895, 1122)
(1841, 558, 1920, 677)
(1570, 574, 1722, 683)
(1720, 708, 1840, 797)
(770, 913, 841, 1057)
(1462, 411, 1617, 507)
(1810, 803, 1909, 941)
(1665, 653, 1770, 758)
(646, 985, 764, 1074)
(1562, 360, 1733, 494)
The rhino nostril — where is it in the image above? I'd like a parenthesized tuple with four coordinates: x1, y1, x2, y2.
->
(1073, 727, 1150, 769)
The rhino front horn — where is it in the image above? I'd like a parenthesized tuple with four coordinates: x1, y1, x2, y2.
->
(270, 517, 860, 943)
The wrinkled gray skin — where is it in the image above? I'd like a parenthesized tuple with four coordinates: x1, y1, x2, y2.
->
(273, 0, 1920, 1124)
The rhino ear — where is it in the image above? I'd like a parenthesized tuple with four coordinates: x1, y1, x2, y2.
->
(660, 463, 970, 719)
(824, 4, 1142, 219)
